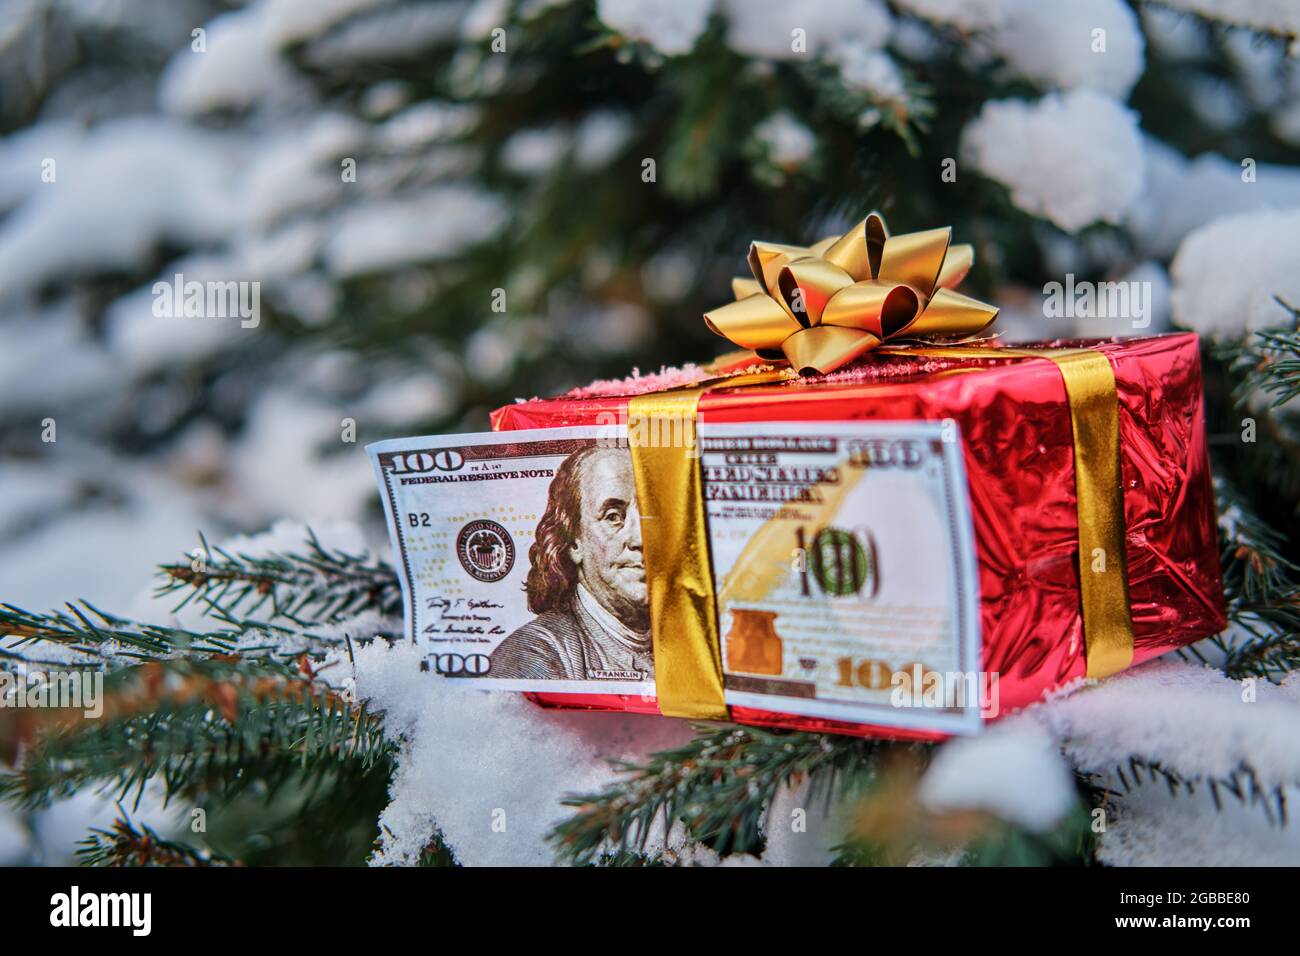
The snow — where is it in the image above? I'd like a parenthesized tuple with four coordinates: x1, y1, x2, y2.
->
(500, 126, 570, 176)
(1169, 207, 1300, 337)
(341, 639, 697, 866)
(1019, 656, 1300, 866)
(216, 518, 371, 561)
(0, 118, 247, 297)
(159, 9, 308, 117)
(323, 185, 508, 277)
(961, 89, 1145, 233)
(0, 809, 29, 866)
(1119, 259, 1172, 332)
(461, 0, 511, 40)
(0, 301, 117, 412)
(217, 556, 856, 866)
(1025, 660, 1300, 792)
(573, 111, 632, 170)
(1222, 29, 1287, 111)
(892, 0, 1005, 32)
(1154, 0, 1300, 37)
(889, 17, 945, 62)
(0, 462, 79, 541)
(241, 113, 365, 227)
(989, 0, 1145, 99)
(301, 3, 468, 67)
(1192, 77, 1251, 134)
(721, 0, 893, 61)
(28, 784, 188, 866)
(897, 0, 1144, 97)
(0, 458, 210, 615)
(1126, 137, 1300, 259)
(264, 0, 390, 44)
(1096, 781, 1300, 866)
(354, 372, 458, 427)
(0, 120, 83, 212)
(499, 114, 628, 176)
(226, 388, 377, 524)
(758, 776, 854, 865)
(834, 48, 906, 102)
(239, 221, 330, 280)
(919, 722, 1076, 832)
(596, 0, 714, 56)
(332, 647, 1300, 866)
(159, 0, 393, 115)
(361, 80, 413, 119)
(1141, 5, 1213, 63)
(102, 257, 255, 376)
(377, 101, 479, 151)
(753, 112, 816, 166)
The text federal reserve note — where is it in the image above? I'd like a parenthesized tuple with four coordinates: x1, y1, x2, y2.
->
(370, 427, 657, 695)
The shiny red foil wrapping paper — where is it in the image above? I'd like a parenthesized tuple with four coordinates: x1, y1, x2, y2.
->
(490, 332, 1226, 739)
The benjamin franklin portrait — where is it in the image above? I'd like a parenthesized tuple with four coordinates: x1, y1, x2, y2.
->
(488, 444, 654, 682)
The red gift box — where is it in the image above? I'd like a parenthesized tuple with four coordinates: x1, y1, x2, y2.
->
(490, 332, 1226, 738)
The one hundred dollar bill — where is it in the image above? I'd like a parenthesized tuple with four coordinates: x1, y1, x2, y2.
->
(368, 420, 982, 732)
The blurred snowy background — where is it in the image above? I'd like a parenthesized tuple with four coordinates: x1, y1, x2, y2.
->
(1, 0, 1299, 864)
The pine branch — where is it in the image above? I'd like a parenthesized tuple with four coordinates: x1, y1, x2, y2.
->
(549, 724, 897, 865)
(158, 529, 402, 627)
(1198, 301, 1300, 680)
(1218, 297, 1300, 408)
(77, 815, 240, 867)
(196, 759, 393, 866)
(1085, 756, 1289, 827)
(798, 60, 935, 156)
(1, 598, 372, 672)
(1207, 478, 1300, 680)
(660, 32, 747, 201)
(0, 601, 237, 663)
(0, 655, 392, 810)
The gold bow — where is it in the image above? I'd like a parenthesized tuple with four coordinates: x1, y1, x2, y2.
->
(703, 212, 1000, 374)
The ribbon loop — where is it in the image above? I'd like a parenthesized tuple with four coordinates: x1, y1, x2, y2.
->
(822, 217, 872, 280)
(904, 288, 1002, 338)
(821, 280, 921, 338)
(937, 243, 974, 289)
(748, 241, 807, 294)
(703, 293, 801, 351)
(783, 325, 881, 374)
(778, 257, 855, 325)
(705, 213, 998, 374)
(878, 226, 951, 297)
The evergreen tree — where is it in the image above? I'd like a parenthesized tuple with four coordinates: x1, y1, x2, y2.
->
(2, 0, 1299, 865)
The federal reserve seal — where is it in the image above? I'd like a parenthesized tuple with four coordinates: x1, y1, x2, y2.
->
(456, 519, 515, 582)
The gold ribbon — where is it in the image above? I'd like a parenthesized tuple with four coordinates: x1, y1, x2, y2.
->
(1026, 349, 1134, 678)
(703, 212, 999, 375)
(881, 345, 1135, 679)
(627, 370, 791, 719)
(627, 345, 1135, 719)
